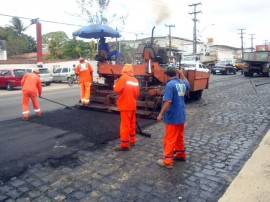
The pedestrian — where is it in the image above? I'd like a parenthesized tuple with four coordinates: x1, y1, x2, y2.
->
(113, 64, 140, 151)
(157, 67, 190, 169)
(21, 68, 42, 121)
(75, 57, 94, 105)
(98, 37, 121, 64)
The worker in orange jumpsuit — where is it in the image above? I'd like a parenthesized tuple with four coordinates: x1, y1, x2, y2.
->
(157, 68, 190, 169)
(75, 57, 93, 105)
(113, 64, 140, 151)
(21, 68, 42, 121)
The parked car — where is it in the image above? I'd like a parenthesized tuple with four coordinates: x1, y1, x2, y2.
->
(211, 64, 236, 75)
(182, 62, 210, 73)
(234, 59, 246, 71)
(20, 67, 53, 86)
(52, 67, 75, 83)
(0, 69, 26, 90)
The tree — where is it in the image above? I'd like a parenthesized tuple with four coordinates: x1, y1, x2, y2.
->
(0, 26, 36, 56)
(61, 38, 95, 60)
(48, 38, 63, 59)
(1, 17, 36, 56)
(25, 35, 37, 52)
(8, 17, 27, 35)
(76, 0, 110, 24)
(110, 42, 135, 63)
(43, 32, 69, 59)
(42, 32, 68, 49)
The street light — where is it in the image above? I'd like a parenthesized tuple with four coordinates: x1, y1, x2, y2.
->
(195, 24, 215, 54)
(135, 33, 143, 40)
(197, 24, 215, 40)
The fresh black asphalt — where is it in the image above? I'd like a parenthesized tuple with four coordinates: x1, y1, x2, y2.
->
(0, 109, 155, 182)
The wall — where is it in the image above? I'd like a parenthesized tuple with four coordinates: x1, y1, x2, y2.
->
(0, 51, 7, 60)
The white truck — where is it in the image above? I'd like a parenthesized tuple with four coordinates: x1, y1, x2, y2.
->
(181, 54, 217, 67)
(242, 52, 270, 77)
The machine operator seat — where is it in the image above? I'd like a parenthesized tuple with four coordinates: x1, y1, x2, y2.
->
(95, 50, 111, 62)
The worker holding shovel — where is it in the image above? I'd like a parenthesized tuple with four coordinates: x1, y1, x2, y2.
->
(21, 68, 42, 121)
(113, 64, 140, 151)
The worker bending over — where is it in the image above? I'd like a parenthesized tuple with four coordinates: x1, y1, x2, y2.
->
(21, 68, 42, 121)
(113, 64, 140, 151)
(75, 57, 93, 105)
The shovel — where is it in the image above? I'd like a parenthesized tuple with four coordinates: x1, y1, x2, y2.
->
(40, 96, 75, 110)
(136, 121, 151, 138)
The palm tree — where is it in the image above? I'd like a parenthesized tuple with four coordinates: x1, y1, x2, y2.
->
(9, 17, 27, 35)
(8, 17, 29, 56)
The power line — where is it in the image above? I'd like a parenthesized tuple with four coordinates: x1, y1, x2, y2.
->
(0, 13, 167, 38)
(0, 13, 83, 27)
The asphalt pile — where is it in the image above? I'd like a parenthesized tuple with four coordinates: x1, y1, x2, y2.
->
(31, 108, 155, 144)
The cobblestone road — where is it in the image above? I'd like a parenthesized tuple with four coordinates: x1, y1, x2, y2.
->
(0, 72, 270, 201)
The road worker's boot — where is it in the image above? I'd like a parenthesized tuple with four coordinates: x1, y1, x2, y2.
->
(174, 156, 186, 161)
(22, 116, 29, 121)
(114, 146, 130, 151)
(130, 142, 136, 146)
(157, 159, 173, 169)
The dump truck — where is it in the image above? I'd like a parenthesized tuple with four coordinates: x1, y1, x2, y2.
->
(84, 27, 210, 119)
(242, 52, 270, 77)
(181, 54, 217, 67)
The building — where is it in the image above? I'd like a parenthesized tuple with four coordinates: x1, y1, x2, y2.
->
(120, 36, 241, 63)
(0, 40, 7, 60)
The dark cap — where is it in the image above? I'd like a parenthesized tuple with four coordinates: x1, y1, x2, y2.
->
(164, 67, 177, 77)
(99, 37, 105, 42)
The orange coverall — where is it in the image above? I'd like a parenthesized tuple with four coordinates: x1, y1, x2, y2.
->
(21, 73, 42, 119)
(113, 64, 140, 148)
(163, 123, 186, 166)
(75, 62, 93, 105)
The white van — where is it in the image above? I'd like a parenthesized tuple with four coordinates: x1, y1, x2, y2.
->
(21, 67, 53, 86)
(52, 67, 75, 83)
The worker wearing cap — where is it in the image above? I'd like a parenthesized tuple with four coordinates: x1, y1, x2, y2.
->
(157, 68, 190, 169)
(98, 37, 121, 64)
(113, 64, 140, 151)
(21, 68, 42, 121)
(75, 57, 93, 105)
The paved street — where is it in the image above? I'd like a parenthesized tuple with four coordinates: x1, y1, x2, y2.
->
(0, 72, 269, 201)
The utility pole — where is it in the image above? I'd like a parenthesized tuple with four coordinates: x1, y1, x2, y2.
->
(249, 34, 255, 52)
(189, 3, 202, 54)
(165, 24, 175, 57)
(33, 19, 43, 66)
(263, 40, 268, 51)
(134, 33, 143, 40)
(238, 28, 246, 58)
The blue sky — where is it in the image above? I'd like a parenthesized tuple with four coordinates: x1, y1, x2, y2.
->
(1, 0, 269, 48)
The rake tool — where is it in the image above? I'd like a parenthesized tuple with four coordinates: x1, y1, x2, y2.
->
(136, 121, 151, 138)
(111, 68, 151, 137)
(40, 97, 75, 110)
